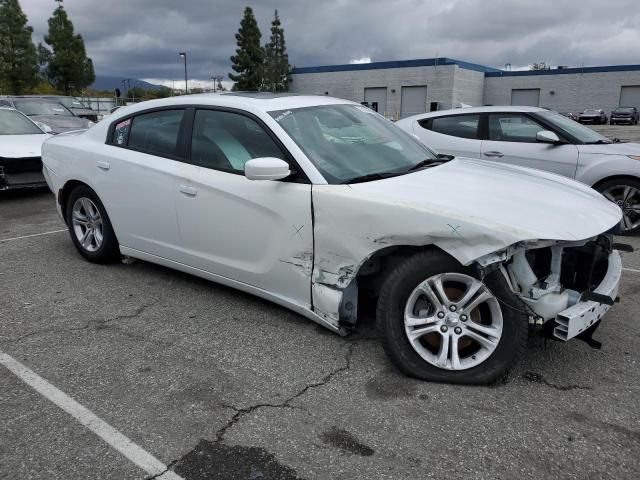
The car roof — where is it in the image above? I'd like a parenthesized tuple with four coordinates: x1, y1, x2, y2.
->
(107, 93, 355, 120)
(398, 105, 548, 122)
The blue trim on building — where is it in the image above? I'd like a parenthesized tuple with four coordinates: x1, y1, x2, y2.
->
(485, 64, 640, 77)
(291, 57, 502, 74)
(292, 58, 640, 77)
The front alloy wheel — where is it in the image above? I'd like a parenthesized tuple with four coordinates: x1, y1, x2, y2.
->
(377, 250, 528, 384)
(404, 273, 503, 371)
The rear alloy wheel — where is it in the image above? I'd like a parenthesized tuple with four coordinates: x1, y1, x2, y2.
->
(66, 185, 120, 263)
(597, 179, 640, 235)
(377, 250, 528, 384)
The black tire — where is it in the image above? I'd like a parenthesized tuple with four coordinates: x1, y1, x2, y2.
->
(377, 249, 528, 385)
(595, 177, 640, 235)
(609, 121, 614, 125)
(65, 185, 120, 263)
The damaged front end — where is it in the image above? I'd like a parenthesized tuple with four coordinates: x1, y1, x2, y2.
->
(477, 235, 624, 343)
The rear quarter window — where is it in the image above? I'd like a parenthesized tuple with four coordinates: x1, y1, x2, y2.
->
(112, 118, 131, 146)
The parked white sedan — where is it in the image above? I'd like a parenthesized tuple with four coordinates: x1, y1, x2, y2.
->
(396, 106, 640, 234)
(42, 94, 623, 384)
(0, 107, 52, 190)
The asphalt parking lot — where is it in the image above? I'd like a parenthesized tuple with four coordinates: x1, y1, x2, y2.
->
(2, 126, 640, 479)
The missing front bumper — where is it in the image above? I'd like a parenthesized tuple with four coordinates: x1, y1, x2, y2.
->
(553, 251, 622, 341)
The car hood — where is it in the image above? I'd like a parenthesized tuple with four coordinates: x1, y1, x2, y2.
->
(28, 115, 87, 131)
(310, 158, 621, 269)
(0, 134, 49, 158)
(577, 142, 640, 156)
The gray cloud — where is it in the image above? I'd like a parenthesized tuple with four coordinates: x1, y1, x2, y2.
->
(20, 0, 640, 83)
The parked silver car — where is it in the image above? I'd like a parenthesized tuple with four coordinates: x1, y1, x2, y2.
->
(397, 106, 640, 234)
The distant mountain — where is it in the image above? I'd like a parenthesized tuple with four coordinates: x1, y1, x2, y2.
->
(91, 76, 164, 92)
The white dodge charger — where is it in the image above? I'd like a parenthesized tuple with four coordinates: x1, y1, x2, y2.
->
(42, 93, 624, 384)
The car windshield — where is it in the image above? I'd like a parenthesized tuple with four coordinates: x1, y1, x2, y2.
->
(583, 109, 600, 114)
(269, 104, 436, 183)
(13, 99, 73, 117)
(58, 97, 88, 109)
(614, 107, 633, 113)
(534, 111, 611, 144)
(0, 109, 43, 135)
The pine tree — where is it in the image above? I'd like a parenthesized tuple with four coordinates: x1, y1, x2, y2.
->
(40, 3, 95, 94)
(0, 0, 39, 94)
(229, 7, 264, 91)
(263, 10, 292, 92)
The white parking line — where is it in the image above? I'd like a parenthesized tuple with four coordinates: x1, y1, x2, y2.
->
(0, 229, 67, 243)
(623, 267, 640, 274)
(0, 351, 184, 480)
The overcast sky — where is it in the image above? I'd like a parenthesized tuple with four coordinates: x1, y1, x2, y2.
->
(19, 0, 640, 87)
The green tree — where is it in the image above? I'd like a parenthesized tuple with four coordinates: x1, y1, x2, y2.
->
(0, 0, 39, 94)
(229, 6, 264, 91)
(263, 10, 291, 92)
(40, 3, 95, 94)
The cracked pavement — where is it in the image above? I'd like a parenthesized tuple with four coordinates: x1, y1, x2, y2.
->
(1, 190, 640, 479)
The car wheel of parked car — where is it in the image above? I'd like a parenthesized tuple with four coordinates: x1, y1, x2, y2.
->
(597, 178, 640, 235)
(66, 185, 120, 263)
(377, 250, 528, 385)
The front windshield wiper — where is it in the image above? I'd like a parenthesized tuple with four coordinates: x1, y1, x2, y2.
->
(584, 139, 612, 144)
(406, 154, 455, 172)
(340, 171, 403, 184)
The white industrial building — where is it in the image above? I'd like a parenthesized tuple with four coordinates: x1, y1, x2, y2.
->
(289, 57, 640, 119)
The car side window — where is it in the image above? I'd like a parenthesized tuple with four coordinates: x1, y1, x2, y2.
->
(190, 109, 286, 173)
(127, 109, 185, 157)
(112, 118, 132, 146)
(488, 113, 545, 143)
(421, 114, 480, 140)
(0, 100, 11, 107)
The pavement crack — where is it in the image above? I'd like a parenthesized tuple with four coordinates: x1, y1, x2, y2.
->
(215, 342, 357, 442)
(143, 459, 179, 480)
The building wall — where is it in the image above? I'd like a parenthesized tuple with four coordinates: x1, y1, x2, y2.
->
(290, 64, 480, 118)
(484, 71, 640, 113)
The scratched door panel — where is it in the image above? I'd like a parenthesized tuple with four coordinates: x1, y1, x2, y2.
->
(174, 163, 313, 307)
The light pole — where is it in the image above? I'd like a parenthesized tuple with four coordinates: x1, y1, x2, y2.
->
(179, 52, 188, 94)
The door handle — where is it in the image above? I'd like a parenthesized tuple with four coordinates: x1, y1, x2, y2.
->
(179, 185, 197, 197)
(97, 161, 110, 170)
(483, 151, 504, 158)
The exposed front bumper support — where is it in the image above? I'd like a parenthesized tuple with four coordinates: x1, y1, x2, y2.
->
(553, 251, 622, 341)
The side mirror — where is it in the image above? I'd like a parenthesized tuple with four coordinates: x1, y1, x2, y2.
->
(244, 157, 291, 181)
(536, 130, 561, 144)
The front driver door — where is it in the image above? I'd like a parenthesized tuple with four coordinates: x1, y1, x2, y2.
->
(481, 112, 579, 178)
(174, 108, 313, 306)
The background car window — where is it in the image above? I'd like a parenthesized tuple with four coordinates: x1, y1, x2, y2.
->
(127, 110, 184, 157)
(425, 114, 480, 140)
(0, 109, 43, 135)
(488, 113, 545, 142)
(190, 109, 285, 173)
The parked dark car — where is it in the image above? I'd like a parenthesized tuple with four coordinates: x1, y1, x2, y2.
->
(579, 109, 608, 124)
(610, 107, 639, 125)
(8, 95, 98, 122)
(0, 97, 93, 134)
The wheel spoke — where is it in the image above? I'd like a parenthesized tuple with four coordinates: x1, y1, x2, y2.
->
(72, 211, 89, 225)
(406, 324, 440, 341)
(622, 186, 633, 203)
(405, 312, 436, 327)
(456, 280, 483, 310)
(430, 276, 450, 307)
(80, 228, 92, 248)
(436, 332, 450, 367)
(602, 191, 616, 202)
(465, 321, 500, 339)
(414, 280, 443, 309)
(450, 335, 462, 370)
(462, 291, 492, 314)
(464, 329, 499, 350)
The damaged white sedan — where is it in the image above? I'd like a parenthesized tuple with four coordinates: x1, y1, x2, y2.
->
(42, 93, 624, 384)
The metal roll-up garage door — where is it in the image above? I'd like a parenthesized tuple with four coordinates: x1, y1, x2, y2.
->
(510, 89, 540, 106)
(400, 86, 428, 118)
(620, 86, 640, 108)
(364, 87, 388, 116)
